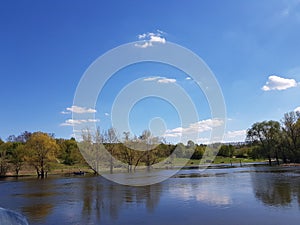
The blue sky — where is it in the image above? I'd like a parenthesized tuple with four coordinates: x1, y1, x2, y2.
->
(1, 0, 300, 143)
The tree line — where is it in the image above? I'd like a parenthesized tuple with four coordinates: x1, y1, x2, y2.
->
(246, 111, 300, 165)
(0, 132, 84, 178)
(0, 110, 299, 177)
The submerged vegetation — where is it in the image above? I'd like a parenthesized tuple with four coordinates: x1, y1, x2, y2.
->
(0, 111, 300, 177)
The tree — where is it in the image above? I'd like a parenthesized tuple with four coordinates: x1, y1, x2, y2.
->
(218, 144, 234, 157)
(0, 142, 10, 176)
(121, 132, 136, 172)
(10, 144, 25, 176)
(139, 130, 161, 171)
(281, 111, 300, 162)
(79, 128, 99, 174)
(57, 138, 83, 165)
(103, 127, 118, 174)
(246, 120, 281, 165)
(25, 132, 58, 178)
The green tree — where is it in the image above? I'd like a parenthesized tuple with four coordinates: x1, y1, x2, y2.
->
(0, 142, 10, 176)
(246, 120, 281, 165)
(218, 144, 234, 157)
(25, 132, 58, 178)
(10, 144, 25, 176)
(57, 138, 83, 165)
(281, 111, 300, 162)
(191, 144, 205, 160)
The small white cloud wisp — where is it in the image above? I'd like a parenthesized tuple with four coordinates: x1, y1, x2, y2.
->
(61, 105, 97, 114)
(143, 76, 176, 84)
(60, 118, 99, 126)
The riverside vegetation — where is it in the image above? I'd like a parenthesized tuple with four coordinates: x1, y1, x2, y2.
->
(0, 111, 300, 178)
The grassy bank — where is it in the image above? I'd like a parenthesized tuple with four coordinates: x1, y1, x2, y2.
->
(2, 157, 266, 177)
(172, 157, 264, 167)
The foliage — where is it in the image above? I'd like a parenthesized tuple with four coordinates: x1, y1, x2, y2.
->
(25, 132, 59, 178)
(1, 109, 300, 177)
(0, 143, 9, 176)
(246, 120, 281, 165)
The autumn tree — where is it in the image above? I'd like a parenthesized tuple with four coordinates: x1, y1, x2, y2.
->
(11, 144, 25, 176)
(25, 132, 58, 178)
(0, 142, 10, 176)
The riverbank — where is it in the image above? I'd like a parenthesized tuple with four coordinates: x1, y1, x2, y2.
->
(3, 157, 299, 178)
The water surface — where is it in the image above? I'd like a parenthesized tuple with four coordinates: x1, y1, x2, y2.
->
(0, 166, 299, 225)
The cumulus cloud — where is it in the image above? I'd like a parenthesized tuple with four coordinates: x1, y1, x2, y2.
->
(143, 76, 176, 84)
(60, 118, 99, 126)
(262, 75, 297, 91)
(135, 30, 166, 48)
(61, 105, 97, 114)
(164, 119, 224, 138)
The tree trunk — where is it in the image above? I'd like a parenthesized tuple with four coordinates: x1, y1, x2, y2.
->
(36, 168, 40, 177)
(110, 156, 113, 174)
(268, 156, 272, 166)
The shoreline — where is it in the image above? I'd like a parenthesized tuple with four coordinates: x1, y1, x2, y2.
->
(2, 162, 299, 179)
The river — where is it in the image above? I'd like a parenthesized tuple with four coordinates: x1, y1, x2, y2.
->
(0, 165, 299, 225)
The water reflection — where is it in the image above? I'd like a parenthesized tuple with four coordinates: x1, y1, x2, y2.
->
(1, 167, 300, 225)
(251, 167, 300, 207)
(77, 176, 162, 224)
(168, 182, 232, 206)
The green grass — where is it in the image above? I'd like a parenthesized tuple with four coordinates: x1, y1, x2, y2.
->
(171, 157, 264, 167)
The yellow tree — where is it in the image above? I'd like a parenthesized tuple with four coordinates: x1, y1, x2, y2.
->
(25, 132, 58, 178)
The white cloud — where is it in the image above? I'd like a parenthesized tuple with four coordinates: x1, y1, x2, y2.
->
(61, 111, 71, 115)
(149, 35, 166, 44)
(164, 119, 224, 138)
(62, 105, 97, 114)
(143, 76, 176, 84)
(144, 77, 160, 81)
(262, 75, 297, 91)
(223, 130, 246, 142)
(157, 78, 176, 83)
(294, 106, 300, 112)
(60, 118, 99, 126)
(135, 31, 166, 48)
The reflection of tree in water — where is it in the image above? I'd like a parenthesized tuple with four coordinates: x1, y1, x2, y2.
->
(136, 185, 161, 213)
(80, 176, 162, 223)
(21, 179, 55, 223)
(22, 203, 53, 222)
(251, 168, 300, 207)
